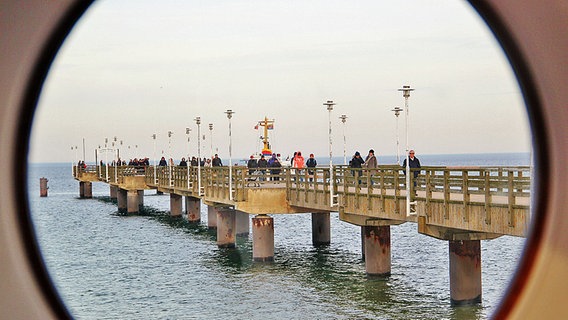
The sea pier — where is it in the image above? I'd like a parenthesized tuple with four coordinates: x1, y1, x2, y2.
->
(73, 163, 530, 305)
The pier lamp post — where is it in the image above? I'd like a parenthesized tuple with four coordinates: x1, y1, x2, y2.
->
(71, 146, 77, 175)
(391, 106, 403, 165)
(324, 100, 336, 206)
(339, 114, 347, 165)
(168, 131, 173, 186)
(225, 110, 235, 201)
(195, 116, 202, 195)
(152, 134, 157, 183)
(398, 85, 414, 216)
(104, 138, 109, 182)
(186, 127, 192, 189)
(112, 139, 117, 182)
(82, 138, 86, 164)
(209, 123, 213, 158)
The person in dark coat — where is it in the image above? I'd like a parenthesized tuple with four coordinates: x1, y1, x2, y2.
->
(257, 155, 268, 181)
(212, 154, 223, 167)
(270, 157, 282, 181)
(306, 153, 317, 181)
(247, 155, 257, 175)
(350, 151, 365, 184)
(402, 149, 421, 193)
(402, 150, 421, 178)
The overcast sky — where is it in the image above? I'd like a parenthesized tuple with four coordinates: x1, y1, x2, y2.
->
(29, 0, 531, 164)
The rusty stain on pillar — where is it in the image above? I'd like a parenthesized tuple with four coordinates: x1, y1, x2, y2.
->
(311, 212, 331, 246)
(360, 226, 366, 261)
(127, 190, 139, 214)
(117, 189, 127, 213)
(217, 208, 236, 248)
(39, 178, 48, 197)
(207, 205, 218, 229)
(252, 215, 274, 262)
(138, 190, 144, 210)
(364, 225, 391, 276)
(186, 196, 201, 222)
(236, 211, 250, 236)
(110, 185, 118, 200)
(449, 240, 482, 305)
(170, 194, 182, 217)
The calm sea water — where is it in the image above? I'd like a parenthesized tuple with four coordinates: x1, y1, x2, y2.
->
(28, 153, 530, 320)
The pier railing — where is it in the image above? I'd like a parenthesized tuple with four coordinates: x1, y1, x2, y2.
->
(74, 164, 531, 208)
(73, 164, 531, 236)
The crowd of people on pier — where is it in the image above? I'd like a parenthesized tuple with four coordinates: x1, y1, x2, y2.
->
(86, 148, 422, 186)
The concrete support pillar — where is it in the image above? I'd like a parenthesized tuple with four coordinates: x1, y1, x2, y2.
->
(207, 205, 218, 229)
(138, 190, 144, 209)
(449, 240, 482, 305)
(252, 215, 274, 262)
(117, 189, 127, 213)
(79, 181, 92, 199)
(361, 226, 366, 261)
(311, 212, 331, 246)
(364, 226, 391, 276)
(79, 182, 85, 198)
(84, 182, 92, 199)
(185, 196, 201, 222)
(39, 178, 48, 197)
(110, 185, 118, 200)
(217, 208, 236, 248)
(127, 190, 139, 214)
(236, 211, 250, 236)
(170, 194, 182, 217)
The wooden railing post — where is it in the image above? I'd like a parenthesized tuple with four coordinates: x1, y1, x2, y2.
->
(425, 169, 432, 218)
(462, 170, 470, 222)
(508, 170, 515, 227)
(484, 169, 492, 225)
(444, 170, 450, 220)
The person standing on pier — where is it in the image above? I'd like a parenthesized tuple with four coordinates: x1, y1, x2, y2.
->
(293, 151, 305, 182)
(212, 154, 223, 167)
(179, 158, 187, 166)
(159, 157, 167, 166)
(350, 151, 365, 185)
(258, 154, 268, 181)
(402, 149, 421, 195)
(306, 153, 317, 182)
(247, 155, 258, 175)
(364, 149, 378, 185)
(270, 156, 282, 181)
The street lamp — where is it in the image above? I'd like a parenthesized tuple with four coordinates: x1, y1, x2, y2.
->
(195, 116, 202, 195)
(225, 110, 235, 201)
(152, 133, 157, 183)
(324, 100, 336, 206)
(71, 146, 77, 175)
(208, 123, 213, 158)
(339, 114, 347, 165)
(186, 127, 192, 189)
(391, 106, 403, 165)
(398, 85, 414, 216)
(168, 130, 173, 186)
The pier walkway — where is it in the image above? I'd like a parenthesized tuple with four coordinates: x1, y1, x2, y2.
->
(73, 163, 531, 305)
